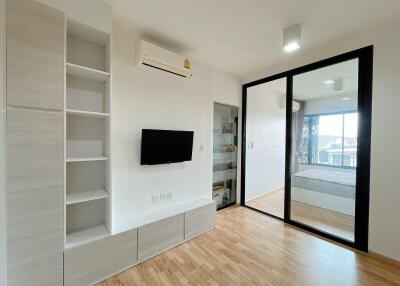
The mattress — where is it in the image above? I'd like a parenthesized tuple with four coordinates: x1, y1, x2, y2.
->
(293, 168, 356, 187)
(292, 168, 356, 199)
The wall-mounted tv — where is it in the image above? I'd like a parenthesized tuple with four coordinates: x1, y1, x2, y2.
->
(141, 129, 194, 165)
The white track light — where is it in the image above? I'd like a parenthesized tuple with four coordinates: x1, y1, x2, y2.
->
(283, 23, 301, 52)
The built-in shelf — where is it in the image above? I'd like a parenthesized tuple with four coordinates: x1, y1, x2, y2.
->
(214, 133, 236, 136)
(66, 62, 110, 82)
(66, 109, 110, 118)
(66, 224, 109, 249)
(66, 156, 109, 163)
(213, 150, 237, 154)
(66, 189, 109, 205)
(213, 167, 237, 172)
(65, 19, 112, 249)
(213, 103, 238, 210)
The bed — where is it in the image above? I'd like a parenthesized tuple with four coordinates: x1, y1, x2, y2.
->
(292, 168, 356, 199)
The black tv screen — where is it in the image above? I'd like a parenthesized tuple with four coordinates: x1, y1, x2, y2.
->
(141, 129, 194, 165)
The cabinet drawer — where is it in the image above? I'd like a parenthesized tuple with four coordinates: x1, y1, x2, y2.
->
(138, 214, 184, 261)
(185, 202, 216, 240)
(64, 229, 138, 286)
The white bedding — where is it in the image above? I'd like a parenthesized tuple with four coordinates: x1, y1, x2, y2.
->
(293, 168, 356, 187)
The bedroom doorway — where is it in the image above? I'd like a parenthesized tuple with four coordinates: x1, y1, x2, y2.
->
(289, 59, 359, 241)
(241, 46, 373, 251)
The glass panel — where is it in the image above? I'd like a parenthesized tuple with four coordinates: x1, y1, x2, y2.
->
(290, 59, 358, 241)
(244, 78, 286, 218)
(314, 114, 344, 166)
(212, 103, 238, 209)
(343, 113, 358, 167)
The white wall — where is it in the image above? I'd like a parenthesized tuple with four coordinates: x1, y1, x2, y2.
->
(111, 21, 241, 230)
(304, 93, 357, 115)
(245, 79, 286, 201)
(244, 20, 400, 261)
(0, 0, 6, 284)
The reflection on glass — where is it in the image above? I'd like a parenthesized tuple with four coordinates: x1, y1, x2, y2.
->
(244, 78, 287, 218)
(344, 113, 358, 167)
(212, 103, 238, 209)
(290, 59, 358, 241)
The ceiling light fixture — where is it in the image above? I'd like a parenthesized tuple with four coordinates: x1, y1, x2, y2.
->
(341, 97, 351, 101)
(333, 78, 344, 91)
(283, 23, 301, 52)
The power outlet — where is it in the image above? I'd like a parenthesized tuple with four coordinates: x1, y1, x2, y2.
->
(152, 193, 160, 202)
(160, 192, 167, 201)
(167, 192, 174, 200)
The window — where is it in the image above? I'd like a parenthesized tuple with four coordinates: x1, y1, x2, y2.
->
(300, 112, 358, 168)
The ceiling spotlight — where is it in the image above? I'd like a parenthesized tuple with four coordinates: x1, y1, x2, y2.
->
(333, 78, 344, 91)
(283, 23, 301, 52)
(284, 42, 300, 52)
(323, 79, 334, 85)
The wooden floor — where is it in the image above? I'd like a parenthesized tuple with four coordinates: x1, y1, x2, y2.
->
(246, 188, 355, 240)
(98, 207, 400, 286)
(246, 188, 285, 218)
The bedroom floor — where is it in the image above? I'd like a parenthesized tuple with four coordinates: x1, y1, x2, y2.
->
(98, 207, 400, 286)
(246, 188, 354, 241)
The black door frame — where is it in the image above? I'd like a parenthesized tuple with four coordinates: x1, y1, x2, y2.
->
(241, 46, 373, 251)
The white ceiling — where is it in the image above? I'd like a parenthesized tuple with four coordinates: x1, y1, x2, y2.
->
(106, 0, 400, 79)
(294, 59, 358, 101)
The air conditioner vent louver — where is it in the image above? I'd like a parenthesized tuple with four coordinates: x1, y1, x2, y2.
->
(136, 40, 192, 79)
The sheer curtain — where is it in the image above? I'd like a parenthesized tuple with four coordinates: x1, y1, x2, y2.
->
(291, 101, 305, 174)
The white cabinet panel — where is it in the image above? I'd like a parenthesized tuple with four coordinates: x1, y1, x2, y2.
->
(138, 214, 184, 261)
(64, 229, 138, 286)
(185, 202, 216, 240)
(6, 0, 64, 110)
(7, 108, 64, 286)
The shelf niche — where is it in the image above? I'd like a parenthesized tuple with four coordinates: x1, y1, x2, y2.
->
(65, 18, 112, 249)
(66, 199, 109, 248)
(66, 72, 109, 114)
(66, 115, 106, 159)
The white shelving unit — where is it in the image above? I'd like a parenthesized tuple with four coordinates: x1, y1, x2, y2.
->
(66, 156, 109, 163)
(65, 19, 112, 249)
(66, 109, 110, 118)
(67, 189, 109, 205)
(66, 225, 109, 249)
(66, 62, 110, 82)
(212, 103, 238, 209)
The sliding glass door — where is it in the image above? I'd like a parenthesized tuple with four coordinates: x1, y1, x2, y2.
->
(290, 59, 359, 241)
(243, 78, 286, 219)
(242, 46, 373, 251)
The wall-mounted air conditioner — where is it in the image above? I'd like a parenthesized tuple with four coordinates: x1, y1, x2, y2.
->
(280, 96, 301, 112)
(136, 40, 192, 79)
